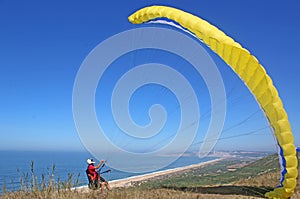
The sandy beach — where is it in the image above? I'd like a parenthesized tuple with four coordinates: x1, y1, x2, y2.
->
(76, 158, 223, 192)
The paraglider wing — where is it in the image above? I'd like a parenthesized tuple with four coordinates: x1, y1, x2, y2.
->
(128, 5, 298, 199)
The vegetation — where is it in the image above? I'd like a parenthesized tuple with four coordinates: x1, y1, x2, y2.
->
(0, 154, 299, 199)
(0, 161, 82, 199)
(137, 153, 299, 198)
(139, 154, 280, 188)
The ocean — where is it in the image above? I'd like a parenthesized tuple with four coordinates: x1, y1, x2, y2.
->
(0, 151, 217, 193)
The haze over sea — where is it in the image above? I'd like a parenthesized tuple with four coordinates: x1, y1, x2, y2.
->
(0, 150, 219, 193)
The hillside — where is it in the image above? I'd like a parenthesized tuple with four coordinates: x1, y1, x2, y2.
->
(121, 153, 299, 199)
(1, 153, 299, 199)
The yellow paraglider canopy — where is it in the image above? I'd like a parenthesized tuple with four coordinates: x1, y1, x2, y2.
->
(128, 5, 298, 199)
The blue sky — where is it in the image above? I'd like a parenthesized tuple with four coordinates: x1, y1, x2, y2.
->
(0, 0, 299, 153)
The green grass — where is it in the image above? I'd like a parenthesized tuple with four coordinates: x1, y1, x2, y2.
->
(137, 153, 299, 198)
(137, 155, 280, 189)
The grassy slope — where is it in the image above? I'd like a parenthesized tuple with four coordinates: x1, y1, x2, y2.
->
(130, 153, 299, 199)
(137, 154, 280, 188)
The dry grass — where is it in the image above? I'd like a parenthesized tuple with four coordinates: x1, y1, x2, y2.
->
(1, 188, 265, 199)
(104, 188, 262, 199)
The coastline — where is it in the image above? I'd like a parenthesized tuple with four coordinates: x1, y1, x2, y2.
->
(75, 158, 223, 192)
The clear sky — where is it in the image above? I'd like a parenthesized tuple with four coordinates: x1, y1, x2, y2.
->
(0, 0, 299, 154)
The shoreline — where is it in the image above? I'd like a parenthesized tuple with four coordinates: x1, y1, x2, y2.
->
(75, 158, 224, 192)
